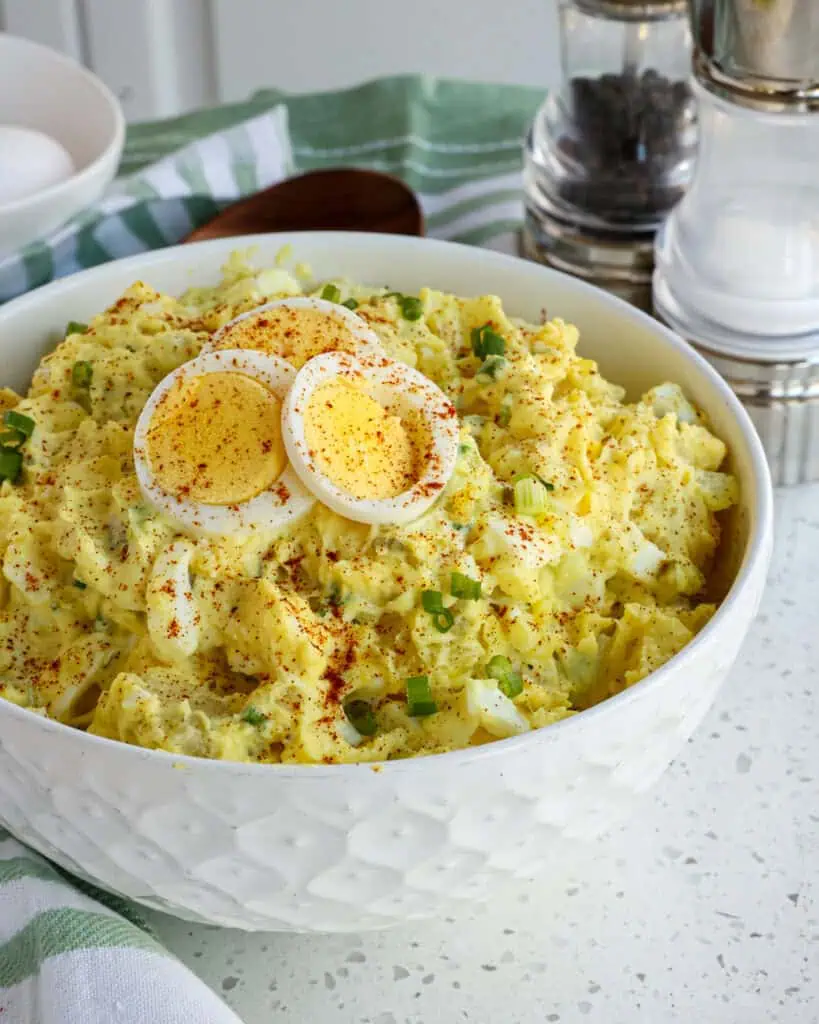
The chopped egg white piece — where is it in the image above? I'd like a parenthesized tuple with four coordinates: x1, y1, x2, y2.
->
(466, 678, 531, 738)
(337, 718, 366, 747)
(146, 539, 200, 661)
(623, 522, 668, 582)
(569, 516, 594, 549)
(648, 383, 697, 424)
(483, 514, 562, 568)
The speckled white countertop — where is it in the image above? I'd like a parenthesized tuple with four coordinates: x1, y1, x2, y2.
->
(144, 484, 818, 1024)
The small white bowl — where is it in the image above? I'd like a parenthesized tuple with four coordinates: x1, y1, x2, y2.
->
(0, 234, 774, 932)
(0, 34, 125, 259)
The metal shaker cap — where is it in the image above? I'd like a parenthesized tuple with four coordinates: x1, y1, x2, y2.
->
(690, 0, 819, 110)
(568, 0, 687, 21)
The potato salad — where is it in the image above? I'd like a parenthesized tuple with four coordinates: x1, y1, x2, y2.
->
(0, 252, 738, 763)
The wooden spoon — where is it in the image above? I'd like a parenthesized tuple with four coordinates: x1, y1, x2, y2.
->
(183, 168, 424, 243)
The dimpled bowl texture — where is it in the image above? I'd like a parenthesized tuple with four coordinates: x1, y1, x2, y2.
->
(0, 234, 773, 933)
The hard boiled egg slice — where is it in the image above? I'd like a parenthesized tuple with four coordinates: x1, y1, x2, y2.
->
(282, 350, 459, 526)
(133, 349, 314, 536)
(205, 297, 382, 368)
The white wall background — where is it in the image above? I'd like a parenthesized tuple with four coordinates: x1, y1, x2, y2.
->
(0, 0, 562, 122)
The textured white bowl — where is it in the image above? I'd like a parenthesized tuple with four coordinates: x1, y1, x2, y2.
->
(0, 34, 125, 258)
(0, 234, 773, 932)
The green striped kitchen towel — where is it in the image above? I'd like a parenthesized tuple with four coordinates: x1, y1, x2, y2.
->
(0, 827, 242, 1022)
(0, 76, 542, 303)
(0, 75, 543, 1023)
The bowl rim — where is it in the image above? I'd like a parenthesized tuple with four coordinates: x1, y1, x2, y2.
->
(0, 231, 775, 778)
(0, 33, 126, 218)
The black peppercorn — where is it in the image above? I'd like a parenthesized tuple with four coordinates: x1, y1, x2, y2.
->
(556, 69, 695, 225)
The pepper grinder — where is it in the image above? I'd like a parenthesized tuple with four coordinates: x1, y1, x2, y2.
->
(653, 0, 819, 485)
(522, 0, 697, 311)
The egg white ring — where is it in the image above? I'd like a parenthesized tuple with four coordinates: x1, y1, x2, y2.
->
(133, 348, 315, 537)
(203, 296, 383, 362)
(282, 350, 460, 526)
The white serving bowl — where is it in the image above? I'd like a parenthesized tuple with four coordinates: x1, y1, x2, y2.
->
(0, 233, 773, 932)
(0, 34, 125, 258)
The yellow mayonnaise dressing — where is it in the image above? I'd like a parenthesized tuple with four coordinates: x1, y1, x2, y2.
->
(0, 267, 739, 766)
(146, 371, 286, 504)
(303, 378, 418, 499)
(213, 306, 362, 368)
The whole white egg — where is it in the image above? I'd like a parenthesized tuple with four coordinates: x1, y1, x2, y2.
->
(0, 124, 75, 206)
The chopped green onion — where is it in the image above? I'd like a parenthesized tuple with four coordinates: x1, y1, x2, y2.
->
(421, 590, 454, 632)
(3, 410, 34, 438)
(65, 321, 88, 337)
(342, 298, 359, 310)
(398, 295, 423, 321)
(71, 361, 93, 388)
(241, 705, 266, 726)
(498, 395, 514, 428)
(450, 571, 481, 601)
(513, 475, 551, 517)
(0, 411, 34, 454)
(0, 447, 23, 483)
(406, 675, 437, 716)
(320, 283, 341, 303)
(513, 472, 554, 492)
(471, 324, 506, 360)
(477, 355, 506, 382)
(486, 655, 523, 698)
(72, 579, 87, 590)
(432, 609, 454, 632)
(344, 698, 378, 736)
(482, 335, 505, 357)
(384, 292, 423, 321)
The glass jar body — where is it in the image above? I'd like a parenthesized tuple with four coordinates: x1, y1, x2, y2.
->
(522, 0, 697, 310)
(654, 82, 819, 347)
(524, 1, 697, 237)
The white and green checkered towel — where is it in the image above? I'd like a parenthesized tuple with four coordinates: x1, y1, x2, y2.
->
(0, 75, 543, 1022)
(0, 76, 541, 303)
(0, 828, 242, 1023)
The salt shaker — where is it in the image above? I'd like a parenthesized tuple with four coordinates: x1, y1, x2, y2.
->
(654, 0, 819, 486)
(522, 0, 697, 310)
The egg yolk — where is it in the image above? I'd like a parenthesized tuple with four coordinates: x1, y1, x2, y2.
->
(146, 372, 286, 505)
(213, 307, 363, 369)
(304, 379, 420, 500)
